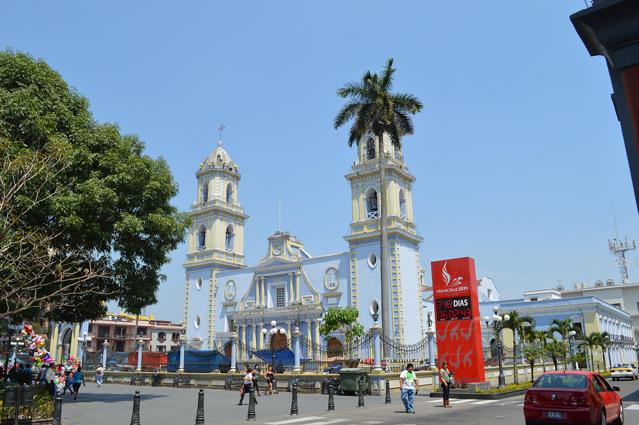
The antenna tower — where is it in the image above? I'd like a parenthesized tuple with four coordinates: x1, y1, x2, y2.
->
(608, 237, 636, 283)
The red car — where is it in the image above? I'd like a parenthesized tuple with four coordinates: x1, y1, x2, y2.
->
(523, 371, 623, 425)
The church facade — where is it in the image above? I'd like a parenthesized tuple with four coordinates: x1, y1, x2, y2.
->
(183, 134, 426, 358)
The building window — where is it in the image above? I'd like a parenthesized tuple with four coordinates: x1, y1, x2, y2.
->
(276, 287, 286, 307)
(202, 181, 209, 203)
(324, 268, 339, 291)
(171, 332, 181, 341)
(198, 225, 206, 250)
(612, 303, 622, 310)
(225, 225, 234, 252)
(365, 188, 379, 219)
(157, 345, 166, 352)
(115, 326, 126, 338)
(368, 252, 378, 269)
(399, 189, 407, 219)
(366, 137, 376, 160)
(157, 332, 166, 342)
(137, 328, 147, 337)
(530, 297, 538, 302)
(226, 183, 234, 203)
(115, 340, 125, 352)
(98, 326, 109, 338)
(196, 277, 203, 291)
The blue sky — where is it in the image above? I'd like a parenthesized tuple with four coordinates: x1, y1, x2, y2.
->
(2, 0, 638, 322)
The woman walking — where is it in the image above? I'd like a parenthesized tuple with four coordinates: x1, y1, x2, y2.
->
(71, 366, 85, 400)
(238, 366, 255, 405)
(265, 365, 275, 395)
(439, 361, 452, 408)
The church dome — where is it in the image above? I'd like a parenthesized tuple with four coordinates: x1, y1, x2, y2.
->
(200, 140, 238, 172)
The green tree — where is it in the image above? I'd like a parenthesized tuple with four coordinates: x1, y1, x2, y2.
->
(334, 59, 422, 351)
(523, 343, 542, 383)
(319, 307, 364, 357)
(549, 318, 574, 370)
(598, 331, 612, 371)
(503, 311, 535, 384)
(0, 51, 188, 322)
(579, 333, 599, 371)
(544, 339, 566, 371)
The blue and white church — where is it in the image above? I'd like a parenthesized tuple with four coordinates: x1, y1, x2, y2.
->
(182, 135, 427, 359)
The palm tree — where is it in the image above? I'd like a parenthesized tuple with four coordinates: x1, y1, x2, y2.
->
(544, 340, 566, 371)
(534, 330, 552, 372)
(549, 318, 573, 369)
(334, 59, 423, 351)
(598, 331, 612, 371)
(503, 311, 535, 384)
(523, 344, 543, 383)
(579, 333, 599, 371)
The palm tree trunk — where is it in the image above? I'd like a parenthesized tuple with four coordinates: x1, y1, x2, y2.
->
(513, 336, 519, 385)
(530, 363, 535, 384)
(553, 357, 558, 371)
(589, 349, 594, 372)
(601, 349, 606, 371)
(377, 131, 390, 358)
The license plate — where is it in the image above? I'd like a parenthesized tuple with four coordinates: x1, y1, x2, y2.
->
(547, 411, 562, 419)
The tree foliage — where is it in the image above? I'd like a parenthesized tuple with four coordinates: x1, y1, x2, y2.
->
(319, 307, 364, 347)
(503, 310, 535, 384)
(0, 50, 188, 322)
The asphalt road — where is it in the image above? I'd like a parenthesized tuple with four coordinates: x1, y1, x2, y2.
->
(61, 378, 639, 425)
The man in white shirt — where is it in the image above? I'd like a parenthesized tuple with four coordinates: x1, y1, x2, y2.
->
(399, 363, 419, 414)
(95, 366, 104, 387)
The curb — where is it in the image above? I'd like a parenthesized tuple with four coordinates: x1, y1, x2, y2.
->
(426, 389, 528, 400)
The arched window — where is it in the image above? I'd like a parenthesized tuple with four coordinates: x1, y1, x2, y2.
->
(226, 183, 234, 203)
(198, 225, 206, 250)
(365, 188, 378, 219)
(201, 181, 209, 203)
(399, 189, 407, 219)
(366, 138, 376, 160)
(225, 225, 235, 252)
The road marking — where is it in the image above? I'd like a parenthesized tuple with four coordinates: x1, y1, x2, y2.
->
(448, 399, 473, 404)
(265, 417, 325, 425)
(362, 422, 384, 424)
(471, 400, 497, 405)
(626, 404, 639, 411)
(427, 399, 443, 403)
(302, 420, 348, 425)
(516, 403, 524, 407)
(499, 400, 521, 405)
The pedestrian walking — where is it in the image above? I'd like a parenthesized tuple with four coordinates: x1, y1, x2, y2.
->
(95, 365, 104, 387)
(252, 366, 261, 396)
(71, 366, 85, 400)
(265, 365, 275, 395)
(44, 363, 57, 397)
(62, 366, 73, 395)
(238, 367, 254, 406)
(399, 363, 419, 414)
(439, 361, 452, 408)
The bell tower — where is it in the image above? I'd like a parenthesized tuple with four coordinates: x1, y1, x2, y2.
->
(184, 135, 248, 347)
(344, 132, 424, 345)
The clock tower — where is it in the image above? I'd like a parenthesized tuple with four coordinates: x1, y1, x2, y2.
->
(183, 139, 248, 347)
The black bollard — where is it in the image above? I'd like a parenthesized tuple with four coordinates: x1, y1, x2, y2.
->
(290, 380, 299, 415)
(327, 380, 335, 411)
(384, 379, 391, 404)
(52, 395, 63, 425)
(195, 388, 205, 425)
(357, 377, 365, 408)
(247, 386, 256, 421)
(130, 390, 141, 425)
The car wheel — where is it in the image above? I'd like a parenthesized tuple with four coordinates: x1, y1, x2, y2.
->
(600, 409, 607, 425)
(613, 405, 624, 425)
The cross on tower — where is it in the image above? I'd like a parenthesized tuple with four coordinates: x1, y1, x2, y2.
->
(218, 123, 225, 142)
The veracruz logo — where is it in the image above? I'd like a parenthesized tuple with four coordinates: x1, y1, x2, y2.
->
(442, 262, 464, 288)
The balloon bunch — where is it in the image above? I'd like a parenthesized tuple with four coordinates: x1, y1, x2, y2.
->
(19, 324, 55, 367)
(66, 355, 79, 368)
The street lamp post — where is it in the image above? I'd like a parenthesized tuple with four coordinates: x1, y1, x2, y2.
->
(261, 320, 287, 369)
(484, 306, 510, 388)
(77, 332, 92, 367)
(10, 338, 25, 365)
(568, 330, 577, 371)
(426, 312, 436, 369)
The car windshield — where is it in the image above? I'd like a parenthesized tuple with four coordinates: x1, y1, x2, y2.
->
(534, 374, 587, 389)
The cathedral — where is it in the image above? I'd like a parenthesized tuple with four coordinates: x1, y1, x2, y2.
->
(183, 133, 426, 358)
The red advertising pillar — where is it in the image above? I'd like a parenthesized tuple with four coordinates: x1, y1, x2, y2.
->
(431, 257, 485, 384)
